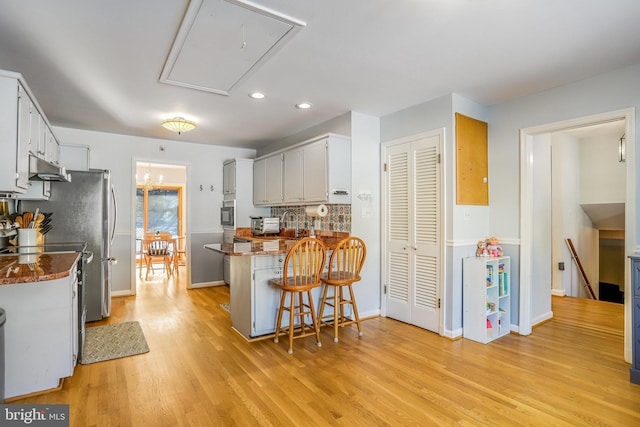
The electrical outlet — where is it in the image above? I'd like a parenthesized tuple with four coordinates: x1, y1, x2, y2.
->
(558, 262, 565, 271)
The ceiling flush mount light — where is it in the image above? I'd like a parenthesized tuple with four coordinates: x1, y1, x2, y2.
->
(249, 92, 265, 99)
(295, 102, 312, 109)
(162, 117, 196, 135)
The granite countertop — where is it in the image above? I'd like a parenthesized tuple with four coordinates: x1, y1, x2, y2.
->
(204, 240, 300, 256)
(204, 233, 348, 257)
(0, 252, 80, 285)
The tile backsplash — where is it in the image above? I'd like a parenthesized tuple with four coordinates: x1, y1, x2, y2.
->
(271, 205, 351, 233)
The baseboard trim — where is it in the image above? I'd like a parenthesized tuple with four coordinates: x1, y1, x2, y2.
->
(191, 280, 226, 289)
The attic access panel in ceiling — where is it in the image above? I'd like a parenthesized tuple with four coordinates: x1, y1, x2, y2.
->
(160, 0, 305, 96)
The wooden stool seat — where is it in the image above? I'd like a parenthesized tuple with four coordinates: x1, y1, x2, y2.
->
(319, 237, 367, 343)
(269, 238, 327, 354)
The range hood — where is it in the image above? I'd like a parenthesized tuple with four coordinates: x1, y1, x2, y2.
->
(28, 156, 71, 182)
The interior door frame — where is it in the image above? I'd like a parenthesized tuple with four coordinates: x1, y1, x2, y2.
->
(130, 158, 190, 294)
(519, 108, 635, 362)
(380, 128, 445, 335)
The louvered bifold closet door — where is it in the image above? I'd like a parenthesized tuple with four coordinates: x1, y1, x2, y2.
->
(384, 133, 441, 332)
(385, 144, 412, 323)
(411, 138, 440, 331)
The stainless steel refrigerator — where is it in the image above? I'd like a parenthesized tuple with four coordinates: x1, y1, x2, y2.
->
(22, 169, 117, 322)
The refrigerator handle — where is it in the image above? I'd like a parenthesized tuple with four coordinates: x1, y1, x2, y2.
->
(110, 184, 117, 245)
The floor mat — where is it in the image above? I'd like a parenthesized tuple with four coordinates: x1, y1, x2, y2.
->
(81, 321, 150, 364)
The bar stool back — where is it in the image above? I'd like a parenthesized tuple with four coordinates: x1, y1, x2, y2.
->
(319, 236, 367, 342)
(269, 237, 327, 354)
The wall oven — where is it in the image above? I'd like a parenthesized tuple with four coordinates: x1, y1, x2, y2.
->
(221, 200, 235, 228)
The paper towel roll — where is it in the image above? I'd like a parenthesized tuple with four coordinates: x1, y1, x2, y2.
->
(305, 204, 328, 218)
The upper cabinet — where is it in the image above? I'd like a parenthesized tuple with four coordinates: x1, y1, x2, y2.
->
(0, 70, 63, 197)
(224, 158, 269, 226)
(254, 154, 283, 206)
(222, 160, 236, 196)
(255, 133, 351, 207)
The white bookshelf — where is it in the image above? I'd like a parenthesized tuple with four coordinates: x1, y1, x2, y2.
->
(463, 256, 511, 344)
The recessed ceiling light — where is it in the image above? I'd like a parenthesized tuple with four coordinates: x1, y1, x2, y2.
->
(295, 102, 312, 109)
(249, 92, 265, 99)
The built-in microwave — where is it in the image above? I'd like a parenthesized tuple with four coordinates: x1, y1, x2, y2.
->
(221, 200, 235, 228)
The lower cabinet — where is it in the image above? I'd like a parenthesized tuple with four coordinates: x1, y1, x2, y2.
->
(0, 272, 77, 399)
(229, 254, 325, 339)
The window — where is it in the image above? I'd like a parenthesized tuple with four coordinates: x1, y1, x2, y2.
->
(136, 186, 184, 252)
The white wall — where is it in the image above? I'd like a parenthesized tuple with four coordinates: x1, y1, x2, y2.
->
(53, 126, 257, 292)
(350, 112, 381, 317)
(531, 134, 553, 324)
(551, 133, 582, 297)
(580, 133, 626, 204)
(489, 64, 640, 247)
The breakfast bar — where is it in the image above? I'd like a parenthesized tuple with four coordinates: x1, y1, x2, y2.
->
(204, 233, 345, 339)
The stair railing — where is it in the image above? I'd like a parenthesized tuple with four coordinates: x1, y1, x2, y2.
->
(565, 238, 597, 299)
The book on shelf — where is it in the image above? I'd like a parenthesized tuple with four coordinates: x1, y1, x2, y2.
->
(486, 264, 493, 286)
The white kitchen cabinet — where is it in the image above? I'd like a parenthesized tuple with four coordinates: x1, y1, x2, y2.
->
(19, 181, 51, 200)
(463, 256, 511, 344)
(0, 269, 78, 399)
(59, 144, 90, 171)
(252, 255, 287, 336)
(253, 154, 283, 206)
(45, 126, 60, 165)
(256, 133, 351, 206)
(0, 76, 30, 194)
(222, 160, 236, 196)
(0, 70, 64, 196)
(302, 139, 331, 203)
(224, 158, 268, 226)
(229, 254, 324, 339)
(282, 148, 304, 203)
(229, 255, 285, 338)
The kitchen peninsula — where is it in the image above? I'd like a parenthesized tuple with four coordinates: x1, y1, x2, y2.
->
(204, 233, 346, 340)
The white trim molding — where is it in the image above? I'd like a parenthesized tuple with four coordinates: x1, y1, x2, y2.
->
(520, 108, 635, 355)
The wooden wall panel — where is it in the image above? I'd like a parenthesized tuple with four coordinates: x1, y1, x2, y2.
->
(455, 113, 488, 205)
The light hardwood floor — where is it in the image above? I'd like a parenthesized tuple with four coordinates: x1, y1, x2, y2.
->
(13, 269, 640, 426)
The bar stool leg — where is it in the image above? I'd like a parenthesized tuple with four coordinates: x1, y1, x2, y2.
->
(288, 292, 296, 354)
(274, 291, 286, 344)
(307, 290, 322, 347)
(348, 284, 363, 337)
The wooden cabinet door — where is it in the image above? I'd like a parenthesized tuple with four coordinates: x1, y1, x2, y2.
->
(455, 113, 488, 205)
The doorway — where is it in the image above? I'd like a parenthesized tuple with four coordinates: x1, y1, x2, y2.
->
(519, 108, 635, 363)
(551, 121, 626, 302)
(133, 161, 188, 290)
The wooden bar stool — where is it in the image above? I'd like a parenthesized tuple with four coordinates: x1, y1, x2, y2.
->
(270, 237, 327, 354)
(318, 237, 367, 342)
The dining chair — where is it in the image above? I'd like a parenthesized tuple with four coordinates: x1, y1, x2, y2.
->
(318, 236, 367, 342)
(142, 234, 174, 279)
(269, 237, 327, 354)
